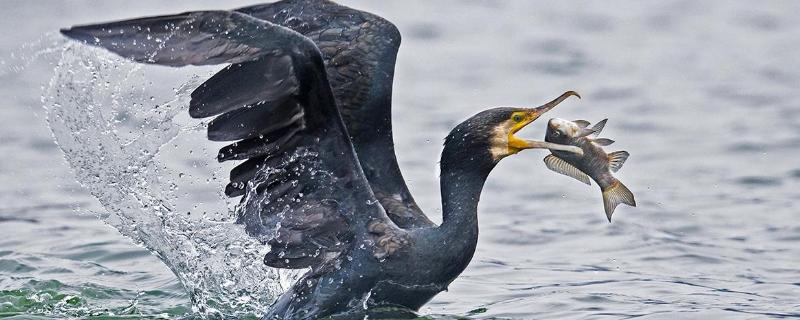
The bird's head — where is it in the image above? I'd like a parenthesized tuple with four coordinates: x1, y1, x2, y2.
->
(442, 91, 583, 174)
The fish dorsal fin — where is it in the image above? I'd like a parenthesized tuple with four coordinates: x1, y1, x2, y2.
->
(590, 119, 608, 137)
(543, 154, 591, 186)
(574, 120, 590, 128)
(592, 138, 615, 146)
(576, 128, 596, 138)
(607, 151, 629, 172)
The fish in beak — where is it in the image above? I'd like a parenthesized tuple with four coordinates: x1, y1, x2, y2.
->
(544, 118, 636, 221)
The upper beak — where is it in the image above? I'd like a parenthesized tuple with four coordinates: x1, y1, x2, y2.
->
(528, 90, 581, 125)
(510, 91, 581, 135)
(509, 91, 583, 155)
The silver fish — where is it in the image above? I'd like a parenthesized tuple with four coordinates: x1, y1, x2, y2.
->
(544, 118, 636, 221)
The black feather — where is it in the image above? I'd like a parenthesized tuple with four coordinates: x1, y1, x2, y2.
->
(217, 122, 304, 162)
(206, 98, 304, 142)
(189, 55, 298, 118)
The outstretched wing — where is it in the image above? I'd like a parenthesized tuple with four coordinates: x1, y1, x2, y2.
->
(60, 10, 405, 270)
(235, 0, 433, 228)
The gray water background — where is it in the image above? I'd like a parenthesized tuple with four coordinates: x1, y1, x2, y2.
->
(1, 1, 799, 319)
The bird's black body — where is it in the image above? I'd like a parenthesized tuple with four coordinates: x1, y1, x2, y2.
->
(59, 1, 579, 318)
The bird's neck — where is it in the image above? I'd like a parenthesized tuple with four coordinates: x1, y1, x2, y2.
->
(437, 160, 492, 271)
(440, 168, 487, 231)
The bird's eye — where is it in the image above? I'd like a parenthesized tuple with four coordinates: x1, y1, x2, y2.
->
(512, 114, 523, 122)
(552, 131, 561, 137)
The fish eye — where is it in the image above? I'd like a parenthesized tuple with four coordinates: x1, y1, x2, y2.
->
(512, 114, 524, 122)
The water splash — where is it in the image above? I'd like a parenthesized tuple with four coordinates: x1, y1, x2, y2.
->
(0, 32, 67, 77)
(39, 42, 301, 317)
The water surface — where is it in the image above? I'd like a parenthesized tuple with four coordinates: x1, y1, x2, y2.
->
(1, 1, 799, 319)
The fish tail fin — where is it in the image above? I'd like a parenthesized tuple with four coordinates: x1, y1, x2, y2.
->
(602, 180, 636, 222)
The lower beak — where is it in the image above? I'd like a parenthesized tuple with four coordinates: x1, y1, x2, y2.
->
(509, 91, 583, 155)
(522, 140, 584, 155)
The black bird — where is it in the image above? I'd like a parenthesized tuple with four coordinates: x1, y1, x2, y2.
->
(60, 0, 583, 318)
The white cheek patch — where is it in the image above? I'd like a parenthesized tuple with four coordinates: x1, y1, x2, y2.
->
(490, 121, 511, 160)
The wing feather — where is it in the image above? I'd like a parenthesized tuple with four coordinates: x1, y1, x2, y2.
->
(189, 56, 299, 118)
(61, 9, 403, 270)
(236, 0, 434, 228)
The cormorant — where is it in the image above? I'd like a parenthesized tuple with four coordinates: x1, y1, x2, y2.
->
(60, 1, 583, 318)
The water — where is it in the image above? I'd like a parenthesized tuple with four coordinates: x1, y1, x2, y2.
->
(2, 1, 800, 319)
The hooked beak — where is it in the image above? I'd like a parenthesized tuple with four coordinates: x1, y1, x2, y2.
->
(508, 91, 583, 155)
(529, 90, 582, 125)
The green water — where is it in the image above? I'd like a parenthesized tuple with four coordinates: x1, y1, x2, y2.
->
(0, 280, 481, 319)
(0, 216, 192, 319)
(0, 280, 187, 319)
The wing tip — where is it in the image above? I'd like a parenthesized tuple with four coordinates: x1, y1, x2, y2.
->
(59, 27, 85, 41)
(60, 24, 108, 44)
(225, 182, 246, 197)
(188, 102, 207, 119)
